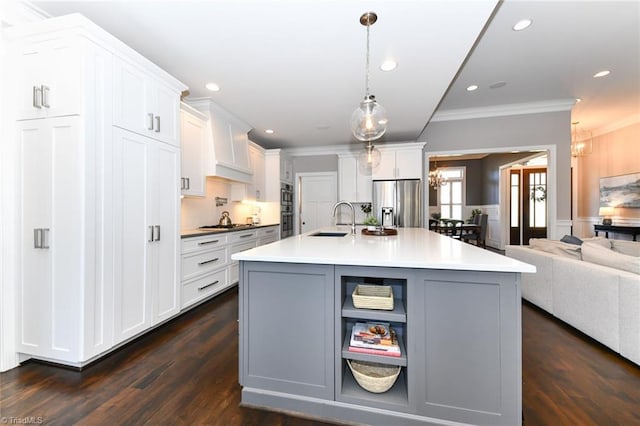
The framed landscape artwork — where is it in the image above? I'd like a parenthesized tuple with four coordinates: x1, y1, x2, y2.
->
(599, 172, 640, 208)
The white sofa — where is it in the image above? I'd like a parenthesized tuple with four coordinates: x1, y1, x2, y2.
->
(506, 237, 640, 366)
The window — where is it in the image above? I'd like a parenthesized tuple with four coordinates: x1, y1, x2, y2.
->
(438, 167, 465, 220)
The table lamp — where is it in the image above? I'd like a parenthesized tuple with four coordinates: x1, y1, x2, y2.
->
(598, 206, 615, 225)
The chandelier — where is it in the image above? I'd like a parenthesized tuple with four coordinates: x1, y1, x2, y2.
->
(571, 121, 593, 157)
(428, 163, 446, 190)
(351, 12, 387, 169)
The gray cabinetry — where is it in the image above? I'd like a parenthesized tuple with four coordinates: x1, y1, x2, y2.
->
(239, 261, 522, 425)
(411, 269, 521, 425)
(240, 262, 334, 399)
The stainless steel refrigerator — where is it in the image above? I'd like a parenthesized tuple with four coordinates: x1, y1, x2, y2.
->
(372, 179, 422, 228)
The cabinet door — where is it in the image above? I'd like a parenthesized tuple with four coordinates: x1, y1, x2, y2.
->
(152, 143, 181, 323)
(154, 83, 180, 147)
(180, 109, 206, 196)
(240, 262, 334, 399)
(396, 148, 423, 179)
(113, 128, 154, 343)
(14, 38, 82, 120)
(113, 57, 151, 137)
(113, 58, 180, 146)
(356, 160, 373, 202)
(339, 156, 357, 201)
(373, 150, 397, 180)
(249, 145, 265, 201)
(18, 116, 84, 360)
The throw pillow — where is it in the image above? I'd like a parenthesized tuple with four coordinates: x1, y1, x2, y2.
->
(560, 235, 583, 245)
(611, 240, 640, 257)
(581, 242, 640, 275)
(581, 236, 612, 249)
(529, 238, 582, 260)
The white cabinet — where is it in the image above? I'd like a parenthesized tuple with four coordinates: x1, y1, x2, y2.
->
(180, 103, 206, 197)
(112, 128, 180, 343)
(281, 152, 294, 184)
(113, 56, 180, 147)
(180, 234, 229, 309)
(14, 36, 83, 120)
(339, 154, 372, 202)
(372, 144, 425, 180)
(179, 225, 280, 310)
(249, 143, 266, 201)
(9, 14, 186, 366)
(16, 116, 113, 363)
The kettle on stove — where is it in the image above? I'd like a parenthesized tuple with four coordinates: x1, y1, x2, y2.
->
(218, 211, 232, 227)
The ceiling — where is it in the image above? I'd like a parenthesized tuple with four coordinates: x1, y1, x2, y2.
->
(30, 0, 640, 150)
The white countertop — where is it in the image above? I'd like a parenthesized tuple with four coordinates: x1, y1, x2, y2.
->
(232, 226, 536, 273)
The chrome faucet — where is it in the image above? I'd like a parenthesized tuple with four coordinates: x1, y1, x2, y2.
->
(332, 201, 356, 235)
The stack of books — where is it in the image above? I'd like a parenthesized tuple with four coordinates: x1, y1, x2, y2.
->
(348, 322, 401, 357)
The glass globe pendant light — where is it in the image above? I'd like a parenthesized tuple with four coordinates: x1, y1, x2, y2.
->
(351, 12, 388, 142)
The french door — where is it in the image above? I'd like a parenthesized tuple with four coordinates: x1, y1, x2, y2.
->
(510, 168, 547, 245)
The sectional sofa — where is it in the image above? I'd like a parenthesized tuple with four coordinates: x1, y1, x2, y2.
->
(506, 237, 640, 366)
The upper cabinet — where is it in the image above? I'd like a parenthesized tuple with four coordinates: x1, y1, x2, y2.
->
(187, 99, 253, 183)
(113, 56, 180, 146)
(338, 154, 372, 203)
(280, 151, 294, 184)
(372, 143, 425, 180)
(180, 102, 207, 197)
(230, 142, 265, 202)
(13, 36, 83, 120)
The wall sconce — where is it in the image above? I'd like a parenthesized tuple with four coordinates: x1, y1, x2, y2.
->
(598, 206, 615, 225)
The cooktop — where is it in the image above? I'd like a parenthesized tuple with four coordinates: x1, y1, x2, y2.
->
(199, 224, 255, 229)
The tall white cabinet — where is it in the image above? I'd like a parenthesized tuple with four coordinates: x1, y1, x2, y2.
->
(8, 14, 186, 367)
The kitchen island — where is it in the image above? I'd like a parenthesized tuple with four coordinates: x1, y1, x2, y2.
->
(232, 227, 535, 426)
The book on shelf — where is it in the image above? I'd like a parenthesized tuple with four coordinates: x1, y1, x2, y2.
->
(348, 322, 401, 357)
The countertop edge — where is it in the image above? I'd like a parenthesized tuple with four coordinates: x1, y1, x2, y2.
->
(181, 223, 280, 238)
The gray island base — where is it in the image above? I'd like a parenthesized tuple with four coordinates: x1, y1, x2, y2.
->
(235, 228, 534, 426)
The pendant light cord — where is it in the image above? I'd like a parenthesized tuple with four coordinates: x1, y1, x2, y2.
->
(365, 21, 370, 98)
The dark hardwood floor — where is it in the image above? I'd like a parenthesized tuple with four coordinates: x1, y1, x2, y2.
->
(2, 287, 640, 425)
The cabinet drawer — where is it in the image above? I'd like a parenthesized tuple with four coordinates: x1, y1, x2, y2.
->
(181, 234, 228, 254)
(229, 230, 258, 243)
(257, 226, 279, 239)
(182, 247, 228, 281)
(181, 268, 228, 309)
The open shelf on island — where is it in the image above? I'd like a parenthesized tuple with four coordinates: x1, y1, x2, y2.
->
(342, 333, 407, 367)
(339, 361, 409, 410)
(342, 296, 406, 323)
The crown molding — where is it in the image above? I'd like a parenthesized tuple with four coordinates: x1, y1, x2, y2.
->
(592, 113, 640, 138)
(431, 99, 576, 122)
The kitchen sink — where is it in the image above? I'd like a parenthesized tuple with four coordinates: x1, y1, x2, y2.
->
(309, 231, 348, 237)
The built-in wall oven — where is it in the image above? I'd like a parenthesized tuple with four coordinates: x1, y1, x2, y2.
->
(280, 183, 293, 238)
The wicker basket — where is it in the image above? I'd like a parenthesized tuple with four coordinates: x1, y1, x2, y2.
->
(347, 359, 401, 393)
(352, 284, 394, 310)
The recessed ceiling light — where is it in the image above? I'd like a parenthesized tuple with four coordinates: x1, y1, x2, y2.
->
(513, 19, 532, 31)
(265, 129, 275, 134)
(380, 60, 397, 71)
(466, 85, 478, 92)
(489, 81, 506, 89)
(575, 98, 583, 103)
(593, 70, 610, 78)
(205, 82, 220, 92)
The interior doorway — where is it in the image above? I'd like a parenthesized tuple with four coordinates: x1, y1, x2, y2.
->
(295, 172, 337, 235)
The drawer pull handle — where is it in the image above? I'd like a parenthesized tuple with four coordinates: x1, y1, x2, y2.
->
(198, 240, 219, 245)
(198, 280, 219, 291)
(239, 234, 253, 238)
(198, 257, 219, 266)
